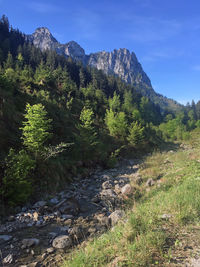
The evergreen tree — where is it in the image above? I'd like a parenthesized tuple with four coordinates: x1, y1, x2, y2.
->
(21, 103, 52, 154)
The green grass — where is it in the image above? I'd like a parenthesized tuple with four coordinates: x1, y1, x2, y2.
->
(62, 130, 200, 267)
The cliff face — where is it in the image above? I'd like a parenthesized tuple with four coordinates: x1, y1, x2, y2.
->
(28, 28, 151, 88)
(27, 27, 182, 112)
(87, 48, 152, 87)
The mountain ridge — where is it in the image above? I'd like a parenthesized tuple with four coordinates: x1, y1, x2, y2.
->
(27, 27, 183, 112)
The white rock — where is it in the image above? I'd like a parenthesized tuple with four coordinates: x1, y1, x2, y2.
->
(3, 253, 13, 264)
(121, 184, 133, 196)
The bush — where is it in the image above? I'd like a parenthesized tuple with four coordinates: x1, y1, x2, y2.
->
(2, 149, 35, 206)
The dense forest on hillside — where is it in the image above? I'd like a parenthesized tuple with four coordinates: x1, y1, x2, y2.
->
(0, 15, 200, 213)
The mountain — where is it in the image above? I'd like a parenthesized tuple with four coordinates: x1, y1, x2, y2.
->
(27, 27, 182, 112)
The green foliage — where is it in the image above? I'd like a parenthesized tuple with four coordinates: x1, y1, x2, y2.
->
(79, 106, 95, 130)
(108, 92, 121, 112)
(21, 103, 52, 153)
(75, 107, 99, 161)
(2, 149, 35, 205)
(127, 121, 144, 146)
(105, 109, 127, 140)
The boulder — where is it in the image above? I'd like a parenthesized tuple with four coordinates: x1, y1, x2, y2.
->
(52, 235, 72, 249)
(121, 184, 133, 196)
(22, 238, 40, 248)
(109, 210, 125, 226)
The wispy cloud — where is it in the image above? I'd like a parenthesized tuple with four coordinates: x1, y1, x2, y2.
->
(123, 16, 181, 43)
(192, 65, 200, 71)
(27, 1, 62, 14)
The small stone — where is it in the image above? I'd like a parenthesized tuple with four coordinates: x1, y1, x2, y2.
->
(31, 249, 35, 255)
(0, 235, 12, 242)
(46, 247, 55, 254)
(61, 214, 73, 220)
(135, 177, 143, 185)
(52, 235, 72, 249)
(109, 210, 125, 226)
(121, 184, 133, 196)
(145, 178, 155, 187)
(161, 214, 172, 220)
(64, 219, 72, 226)
(102, 181, 113, 190)
(50, 197, 59, 204)
(101, 189, 116, 198)
(33, 211, 39, 221)
(22, 238, 40, 248)
(33, 201, 47, 208)
(3, 253, 13, 264)
(42, 253, 47, 260)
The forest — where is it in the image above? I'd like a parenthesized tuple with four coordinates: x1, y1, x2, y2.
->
(0, 15, 200, 214)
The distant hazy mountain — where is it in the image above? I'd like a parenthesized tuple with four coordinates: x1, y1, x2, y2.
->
(27, 27, 182, 112)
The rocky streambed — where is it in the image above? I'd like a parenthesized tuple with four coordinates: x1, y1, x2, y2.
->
(0, 159, 143, 267)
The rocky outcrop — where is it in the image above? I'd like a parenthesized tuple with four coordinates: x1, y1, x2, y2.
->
(27, 28, 151, 88)
(87, 49, 152, 87)
(27, 28, 86, 62)
(27, 27, 183, 112)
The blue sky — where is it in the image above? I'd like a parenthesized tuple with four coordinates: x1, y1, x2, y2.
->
(1, 0, 200, 104)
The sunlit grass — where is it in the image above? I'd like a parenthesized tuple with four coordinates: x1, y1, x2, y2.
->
(62, 130, 200, 267)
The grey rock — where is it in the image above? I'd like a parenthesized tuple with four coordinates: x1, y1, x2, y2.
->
(52, 235, 72, 249)
(3, 253, 13, 264)
(146, 178, 155, 187)
(61, 214, 74, 220)
(109, 210, 125, 226)
(102, 180, 113, 190)
(135, 177, 143, 185)
(50, 197, 59, 204)
(121, 184, 133, 196)
(0, 235, 12, 242)
(46, 247, 55, 254)
(161, 214, 173, 220)
(22, 238, 40, 248)
(33, 200, 47, 208)
(101, 189, 116, 198)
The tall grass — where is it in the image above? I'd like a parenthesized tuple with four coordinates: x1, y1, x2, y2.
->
(62, 132, 200, 266)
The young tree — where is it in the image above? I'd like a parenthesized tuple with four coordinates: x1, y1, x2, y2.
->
(105, 109, 127, 140)
(127, 121, 144, 146)
(21, 103, 52, 154)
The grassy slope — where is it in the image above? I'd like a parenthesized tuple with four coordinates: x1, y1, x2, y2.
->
(62, 129, 200, 267)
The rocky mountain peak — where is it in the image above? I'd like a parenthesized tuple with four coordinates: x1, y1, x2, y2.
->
(28, 27, 58, 51)
(28, 27, 152, 93)
(64, 41, 85, 61)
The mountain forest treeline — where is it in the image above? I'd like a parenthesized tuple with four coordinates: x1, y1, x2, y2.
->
(0, 15, 200, 212)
